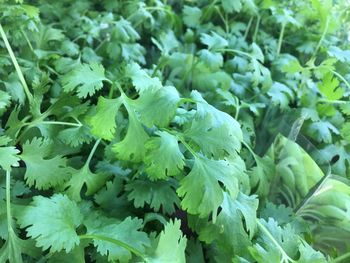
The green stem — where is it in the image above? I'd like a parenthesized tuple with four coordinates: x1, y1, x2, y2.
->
(331, 70, 350, 90)
(0, 23, 33, 104)
(85, 139, 101, 167)
(216, 48, 255, 60)
(332, 251, 350, 263)
(38, 121, 82, 127)
(6, 170, 11, 233)
(79, 234, 146, 259)
(253, 15, 260, 42)
(244, 17, 254, 40)
(277, 23, 286, 56)
(313, 17, 330, 58)
(21, 29, 34, 53)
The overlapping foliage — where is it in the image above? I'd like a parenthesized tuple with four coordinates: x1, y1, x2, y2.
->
(1, 0, 350, 262)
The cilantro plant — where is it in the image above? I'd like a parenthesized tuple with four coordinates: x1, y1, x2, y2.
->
(1, 0, 350, 262)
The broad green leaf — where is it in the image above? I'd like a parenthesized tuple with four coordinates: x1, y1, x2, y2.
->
(183, 6, 202, 28)
(0, 136, 20, 171)
(89, 96, 122, 140)
(85, 214, 150, 263)
(144, 131, 184, 180)
(20, 138, 72, 190)
(113, 96, 149, 162)
(177, 154, 239, 219)
(62, 63, 107, 98)
(18, 194, 83, 253)
(318, 73, 343, 101)
(125, 62, 162, 93)
(65, 164, 109, 202)
(132, 86, 180, 128)
(146, 220, 187, 263)
(125, 177, 180, 214)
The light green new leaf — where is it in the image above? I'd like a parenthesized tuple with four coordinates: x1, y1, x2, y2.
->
(146, 220, 187, 263)
(62, 63, 107, 98)
(318, 73, 343, 101)
(222, 0, 242, 13)
(177, 154, 239, 219)
(89, 96, 122, 140)
(18, 194, 83, 253)
(145, 131, 184, 180)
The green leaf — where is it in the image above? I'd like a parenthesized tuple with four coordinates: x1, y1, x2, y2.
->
(62, 63, 107, 98)
(18, 194, 83, 253)
(20, 138, 72, 190)
(0, 136, 20, 171)
(85, 214, 150, 262)
(196, 193, 258, 257)
(89, 96, 122, 140)
(146, 220, 187, 263)
(132, 86, 180, 128)
(183, 6, 202, 28)
(200, 32, 228, 50)
(318, 73, 343, 101)
(0, 228, 39, 263)
(144, 131, 184, 180)
(177, 154, 239, 219)
(125, 62, 162, 93)
(222, 0, 242, 13)
(125, 177, 180, 214)
(113, 96, 149, 162)
(65, 164, 109, 202)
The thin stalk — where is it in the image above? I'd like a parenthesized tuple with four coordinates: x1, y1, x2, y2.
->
(21, 29, 34, 53)
(313, 17, 330, 58)
(277, 23, 286, 56)
(216, 48, 255, 60)
(244, 17, 254, 40)
(332, 251, 350, 263)
(0, 23, 33, 104)
(79, 234, 146, 259)
(252, 15, 260, 42)
(331, 70, 350, 90)
(84, 139, 101, 167)
(39, 121, 82, 127)
(6, 170, 11, 233)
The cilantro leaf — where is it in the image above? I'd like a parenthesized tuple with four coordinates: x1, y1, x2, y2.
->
(20, 138, 72, 190)
(318, 73, 343, 101)
(125, 177, 180, 214)
(144, 131, 184, 180)
(132, 86, 180, 128)
(113, 96, 149, 162)
(18, 194, 83, 253)
(146, 220, 187, 263)
(0, 136, 20, 171)
(62, 63, 108, 98)
(177, 154, 239, 219)
(88, 96, 122, 140)
(85, 214, 150, 262)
